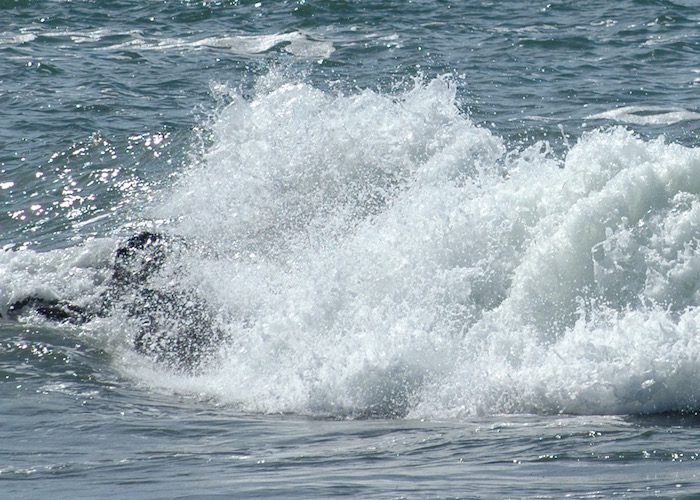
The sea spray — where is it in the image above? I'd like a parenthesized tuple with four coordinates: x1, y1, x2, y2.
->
(4, 76, 700, 418)
(148, 77, 700, 417)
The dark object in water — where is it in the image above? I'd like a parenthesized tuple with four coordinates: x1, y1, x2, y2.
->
(5, 232, 221, 373)
(129, 287, 219, 371)
(112, 232, 170, 288)
(6, 296, 92, 323)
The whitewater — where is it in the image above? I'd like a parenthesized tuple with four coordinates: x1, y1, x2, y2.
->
(4, 75, 700, 420)
(3, 1, 700, 497)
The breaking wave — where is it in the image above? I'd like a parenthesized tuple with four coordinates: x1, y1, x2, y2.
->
(5, 75, 700, 418)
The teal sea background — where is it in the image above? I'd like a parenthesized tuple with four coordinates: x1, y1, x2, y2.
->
(3, 1, 700, 497)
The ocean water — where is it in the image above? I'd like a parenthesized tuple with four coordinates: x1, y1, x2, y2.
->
(3, 0, 700, 497)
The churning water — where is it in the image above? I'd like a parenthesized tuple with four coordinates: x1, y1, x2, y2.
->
(2, 1, 700, 497)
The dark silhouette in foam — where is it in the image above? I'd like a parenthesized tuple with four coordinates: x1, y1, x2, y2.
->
(4, 232, 221, 373)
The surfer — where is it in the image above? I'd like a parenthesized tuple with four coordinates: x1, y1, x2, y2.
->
(2, 232, 221, 373)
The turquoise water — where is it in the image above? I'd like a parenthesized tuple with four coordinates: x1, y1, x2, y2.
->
(3, 1, 700, 497)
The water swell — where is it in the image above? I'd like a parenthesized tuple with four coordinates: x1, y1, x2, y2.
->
(5, 76, 700, 418)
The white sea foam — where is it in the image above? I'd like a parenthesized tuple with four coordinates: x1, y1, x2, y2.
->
(0, 32, 36, 46)
(588, 105, 700, 125)
(5, 75, 700, 418)
(112, 31, 334, 58)
(0, 27, 333, 59)
(0, 239, 114, 317)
